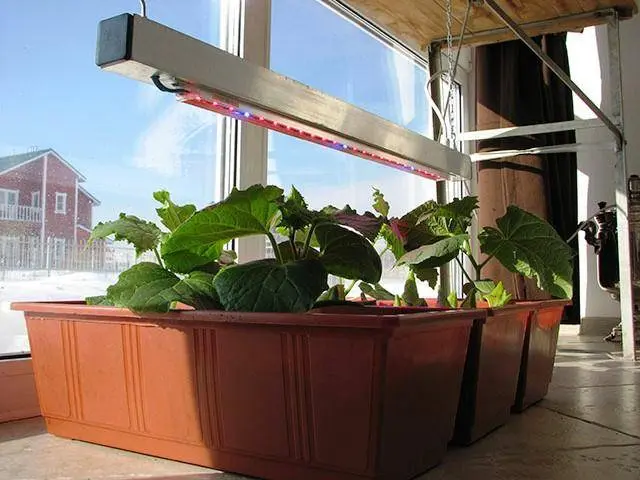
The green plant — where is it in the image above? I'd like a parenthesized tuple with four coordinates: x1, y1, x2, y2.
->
(359, 188, 440, 306)
(86, 185, 383, 313)
(363, 191, 573, 308)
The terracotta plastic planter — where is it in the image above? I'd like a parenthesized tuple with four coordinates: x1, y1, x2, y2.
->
(513, 299, 570, 412)
(13, 301, 484, 480)
(452, 303, 533, 445)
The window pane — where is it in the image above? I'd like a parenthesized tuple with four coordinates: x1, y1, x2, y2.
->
(0, 1, 223, 356)
(270, 0, 437, 298)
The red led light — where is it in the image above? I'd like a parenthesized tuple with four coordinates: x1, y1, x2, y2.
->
(177, 91, 442, 181)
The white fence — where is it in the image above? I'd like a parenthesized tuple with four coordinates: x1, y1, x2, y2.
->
(0, 236, 153, 279)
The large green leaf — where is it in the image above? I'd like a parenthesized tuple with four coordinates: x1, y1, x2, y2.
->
(479, 206, 573, 299)
(153, 190, 196, 231)
(359, 282, 395, 301)
(161, 185, 283, 272)
(100, 263, 222, 313)
(315, 223, 382, 283)
(401, 200, 438, 227)
(213, 259, 328, 312)
(172, 271, 222, 310)
(379, 223, 406, 261)
(397, 234, 468, 268)
(89, 213, 162, 256)
(412, 263, 439, 289)
(419, 196, 478, 236)
(104, 262, 181, 312)
(85, 295, 114, 306)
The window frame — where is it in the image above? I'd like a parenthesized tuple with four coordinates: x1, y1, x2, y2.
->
(31, 191, 40, 208)
(54, 192, 67, 214)
(0, 188, 19, 206)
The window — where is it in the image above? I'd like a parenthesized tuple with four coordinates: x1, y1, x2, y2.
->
(55, 193, 67, 214)
(0, 189, 18, 206)
(31, 191, 40, 208)
(0, 1, 224, 356)
(270, 0, 438, 298)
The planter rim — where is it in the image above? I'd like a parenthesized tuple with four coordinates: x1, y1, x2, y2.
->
(477, 299, 572, 315)
(12, 300, 486, 330)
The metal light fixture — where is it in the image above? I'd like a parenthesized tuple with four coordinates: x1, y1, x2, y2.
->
(96, 13, 472, 181)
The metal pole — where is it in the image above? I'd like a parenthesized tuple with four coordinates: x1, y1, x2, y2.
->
(429, 45, 451, 304)
(459, 118, 604, 141)
(608, 13, 636, 360)
(482, 0, 624, 147)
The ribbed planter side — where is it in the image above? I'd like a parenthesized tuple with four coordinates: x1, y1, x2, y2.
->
(15, 302, 482, 480)
(513, 300, 570, 412)
(452, 303, 532, 445)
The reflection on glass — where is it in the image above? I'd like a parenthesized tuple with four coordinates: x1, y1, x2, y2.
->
(0, 1, 222, 355)
(270, 0, 437, 297)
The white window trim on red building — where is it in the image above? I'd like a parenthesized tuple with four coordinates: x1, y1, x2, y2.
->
(55, 192, 67, 214)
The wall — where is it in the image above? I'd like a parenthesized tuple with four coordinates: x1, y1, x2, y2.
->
(76, 191, 93, 230)
(567, 13, 640, 321)
(0, 158, 44, 238)
(0, 157, 44, 207)
(44, 153, 77, 241)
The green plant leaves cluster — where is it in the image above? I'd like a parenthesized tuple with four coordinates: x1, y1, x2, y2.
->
(87, 185, 383, 313)
(372, 189, 573, 309)
(478, 206, 573, 299)
(395, 196, 573, 306)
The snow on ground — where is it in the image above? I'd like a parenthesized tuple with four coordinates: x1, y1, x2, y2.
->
(0, 271, 118, 355)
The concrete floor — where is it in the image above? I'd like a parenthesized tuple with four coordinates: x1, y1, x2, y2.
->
(1, 327, 639, 480)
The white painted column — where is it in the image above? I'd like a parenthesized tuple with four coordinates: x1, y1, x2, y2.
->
(40, 155, 48, 262)
(74, 179, 78, 244)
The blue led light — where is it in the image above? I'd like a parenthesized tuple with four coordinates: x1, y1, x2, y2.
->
(243, 112, 251, 118)
(341, 144, 348, 149)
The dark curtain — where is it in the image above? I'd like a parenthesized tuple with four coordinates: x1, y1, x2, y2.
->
(476, 34, 579, 323)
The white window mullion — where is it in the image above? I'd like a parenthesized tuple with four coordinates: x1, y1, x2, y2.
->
(218, 0, 271, 263)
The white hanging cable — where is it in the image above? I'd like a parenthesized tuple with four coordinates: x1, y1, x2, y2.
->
(424, 70, 448, 142)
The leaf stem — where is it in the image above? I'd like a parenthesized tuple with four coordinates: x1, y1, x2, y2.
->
(288, 231, 298, 260)
(466, 253, 485, 280)
(455, 256, 474, 284)
(477, 255, 494, 274)
(267, 232, 284, 264)
(343, 279, 358, 297)
(153, 248, 164, 268)
(302, 224, 318, 258)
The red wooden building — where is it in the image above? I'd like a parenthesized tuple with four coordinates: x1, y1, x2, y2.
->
(0, 149, 100, 247)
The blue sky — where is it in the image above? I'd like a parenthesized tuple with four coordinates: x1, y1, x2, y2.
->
(0, 0, 435, 224)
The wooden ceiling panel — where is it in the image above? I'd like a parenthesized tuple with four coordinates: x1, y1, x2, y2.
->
(341, 0, 637, 48)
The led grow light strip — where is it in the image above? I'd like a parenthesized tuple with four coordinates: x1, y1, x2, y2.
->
(95, 13, 472, 181)
(178, 90, 440, 180)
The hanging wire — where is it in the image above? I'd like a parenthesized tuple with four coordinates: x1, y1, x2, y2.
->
(443, 1, 472, 147)
(424, 70, 448, 142)
(426, 0, 472, 146)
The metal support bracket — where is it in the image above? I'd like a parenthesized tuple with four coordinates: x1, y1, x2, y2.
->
(459, 118, 604, 142)
(470, 142, 616, 162)
(482, 0, 624, 149)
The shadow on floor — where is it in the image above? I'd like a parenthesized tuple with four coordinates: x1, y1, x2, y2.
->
(0, 416, 45, 443)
